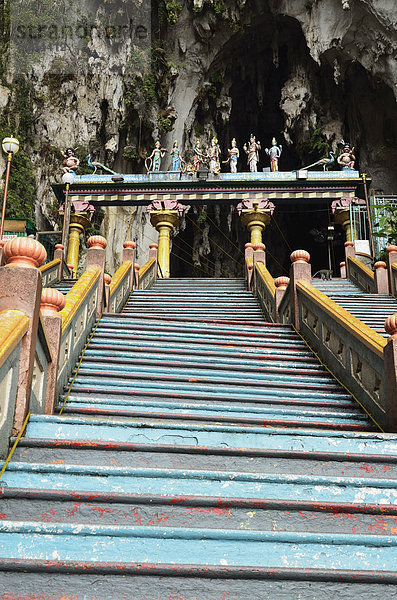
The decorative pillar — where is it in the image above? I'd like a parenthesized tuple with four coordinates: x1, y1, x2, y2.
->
(241, 210, 271, 246)
(334, 207, 356, 242)
(387, 245, 397, 297)
(149, 211, 180, 278)
(274, 276, 290, 323)
(40, 288, 66, 414)
(384, 315, 397, 431)
(86, 235, 107, 316)
(0, 237, 47, 433)
(289, 250, 311, 330)
(65, 213, 91, 277)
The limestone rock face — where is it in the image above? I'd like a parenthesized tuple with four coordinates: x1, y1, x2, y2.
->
(0, 0, 396, 273)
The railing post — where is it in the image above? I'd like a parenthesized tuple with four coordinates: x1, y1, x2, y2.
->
(149, 243, 159, 280)
(134, 263, 140, 289)
(122, 241, 136, 291)
(0, 237, 47, 433)
(384, 315, 397, 431)
(340, 261, 346, 278)
(253, 243, 266, 295)
(344, 241, 355, 278)
(274, 276, 290, 323)
(386, 245, 397, 297)
(374, 261, 389, 294)
(54, 243, 65, 281)
(289, 250, 311, 330)
(40, 288, 66, 414)
(245, 243, 254, 290)
(104, 274, 111, 312)
(86, 235, 107, 316)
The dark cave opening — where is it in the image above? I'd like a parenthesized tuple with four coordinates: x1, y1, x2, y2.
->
(170, 200, 343, 279)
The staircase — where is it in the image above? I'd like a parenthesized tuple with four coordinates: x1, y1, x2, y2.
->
(312, 278, 397, 337)
(52, 279, 76, 295)
(1, 278, 397, 597)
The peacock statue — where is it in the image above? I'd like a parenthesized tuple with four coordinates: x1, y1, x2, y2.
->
(301, 151, 335, 171)
(87, 154, 118, 175)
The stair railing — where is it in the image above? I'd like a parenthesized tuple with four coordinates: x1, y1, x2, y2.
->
(285, 249, 397, 431)
(138, 243, 158, 290)
(343, 241, 389, 294)
(0, 309, 30, 457)
(107, 241, 136, 313)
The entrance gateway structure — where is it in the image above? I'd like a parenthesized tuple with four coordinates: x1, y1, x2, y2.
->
(2, 167, 397, 595)
(52, 167, 369, 279)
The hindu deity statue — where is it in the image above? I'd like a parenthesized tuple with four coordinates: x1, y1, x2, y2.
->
(169, 140, 184, 171)
(193, 140, 205, 171)
(227, 138, 239, 173)
(265, 138, 282, 172)
(243, 134, 261, 172)
(62, 148, 80, 174)
(146, 141, 167, 172)
(208, 137, 221, 175)
(337, 143, 356, 170)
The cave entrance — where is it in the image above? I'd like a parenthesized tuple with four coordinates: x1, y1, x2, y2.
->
(170, 199, 343, 279)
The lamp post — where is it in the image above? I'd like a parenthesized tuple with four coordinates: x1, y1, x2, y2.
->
(0, 137, 20, 240)
(61, 171, 75, 248)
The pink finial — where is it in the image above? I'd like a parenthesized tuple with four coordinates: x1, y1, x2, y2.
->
(247, 263, 253, 271)
(340, 261, 346, 267)
(274, 276, 290, 289)
(104, 273, 112, 285)
(374, 261, 387, 270)
(254, 243, 265, 251)
(123, 241, 136, 249)
(385, 314, 397, 338)
(245, 243, 254, 250)
(3, 237, 47, 268)
(149, 243, 158, 250)
(290, 250, 310, 264)
(55, 243, 64, 251)
(344, 241, 354, 248)
(387, 245, 397, 254)
(134, 263, 140, 271)
(87, 235, 107, 250)
(41, 288, 66, 316)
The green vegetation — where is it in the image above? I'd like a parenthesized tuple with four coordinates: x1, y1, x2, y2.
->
(208, 72, 224, 100)
(122, 145, 139, 161)
(373, 201, 397, 246)
(165, 1, 183, 24)
(302, 127, 330, 159)
(212, 0, 226, 16)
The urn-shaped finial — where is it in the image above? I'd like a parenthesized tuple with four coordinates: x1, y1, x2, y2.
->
(41, 288, 66, 316)
(55, 243, 64, 251)
(374, 261, 387, 270)
(104, 273, 112, 285)
(87, 235, 107, 250)
(386, 245, 397, 254)
(274, 276, 290, 289)
(3, 237, 47, 268)
(134, 263, 140, 271)
(385, 314, 397, 338)
(123, 241, 136, 249)
(254, 243, 265, 252)
(344, 241, 354, 248)
(149, 243, 158, 250)
(290, 250, 310, 264)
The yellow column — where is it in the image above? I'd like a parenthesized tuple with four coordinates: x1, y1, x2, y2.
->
(334, 207, 356, 242)
(240, 209, 271, 246)
(149, 210, 180, 278)
(65, 213, 91, 276)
